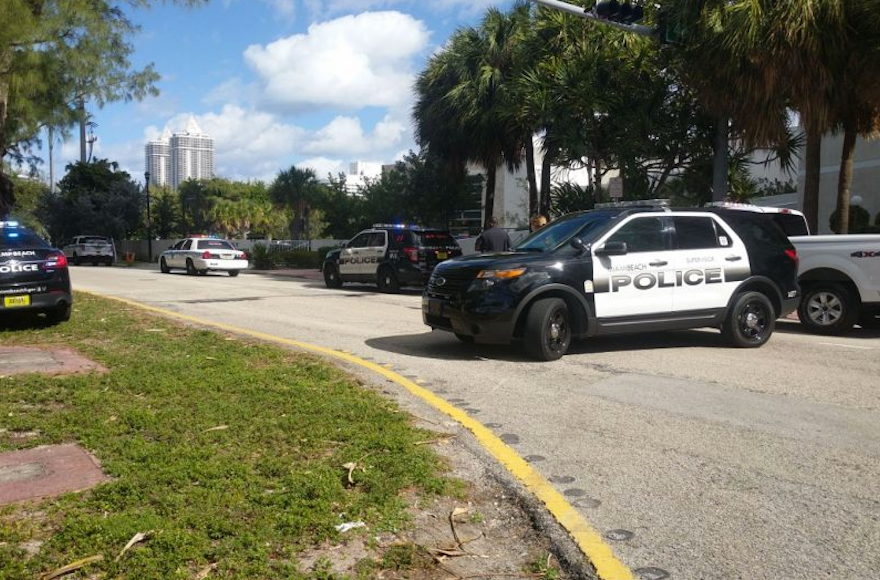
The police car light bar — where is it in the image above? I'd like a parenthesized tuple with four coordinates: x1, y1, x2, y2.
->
(373, 223, 407, 229)
(594, 199, 671, 209)
(0, 220, 20, 228)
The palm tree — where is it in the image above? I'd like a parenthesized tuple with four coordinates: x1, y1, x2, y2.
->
(414, 7, 531, 224)
(269, 166, 321, 239)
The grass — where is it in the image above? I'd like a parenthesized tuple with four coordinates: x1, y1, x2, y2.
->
(0, 293, 453, 579)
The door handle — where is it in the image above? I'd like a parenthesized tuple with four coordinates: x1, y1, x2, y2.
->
(725, 255, 743, 262)
(649, 260, 668, 267)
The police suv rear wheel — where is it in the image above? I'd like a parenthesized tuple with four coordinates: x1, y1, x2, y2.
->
(524, 298, 571, 361)
(324, 264, 342, 288)
(377, 267, 400, 293)
(798, 282, 859, 335)
(46, 303, 71, 325)
(723, 291, 775, 348)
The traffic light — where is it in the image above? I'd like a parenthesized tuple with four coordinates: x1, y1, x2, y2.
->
(593, 1, 645, 24)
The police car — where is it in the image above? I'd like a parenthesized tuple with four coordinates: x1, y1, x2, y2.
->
(423, 204, 801, 360)
(322, 224, 462, 292)
(159, 237, 249, 276)
(0, 221, 72, 324)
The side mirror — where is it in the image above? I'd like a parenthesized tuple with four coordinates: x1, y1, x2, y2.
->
(569, 237, 589, 255)
(595, 241, 628, 256)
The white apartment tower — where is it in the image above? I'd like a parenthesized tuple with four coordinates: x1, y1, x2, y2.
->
(144, 128, 172, 187)
(144, 116, 214, 190)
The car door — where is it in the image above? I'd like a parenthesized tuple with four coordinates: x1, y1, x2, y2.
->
(365, 231, 388, 275)
(340, 232, 371, 278)
(592, 214, 675, 318)
(668, 214, 750, 313)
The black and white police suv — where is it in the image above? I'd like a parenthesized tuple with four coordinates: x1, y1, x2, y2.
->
(1, 221, 72, 324)
(323, 224, 462, 292)
(423, 205, 801, 360)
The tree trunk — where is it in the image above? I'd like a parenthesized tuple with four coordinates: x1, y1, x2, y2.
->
(484, 165, 496, 225)
(802, 126, 822, 234)
(712, 115, 729, 202)
(540, 150, 552, 216)
(525, 137, 538, 217)
(836, 127, 857, 235)
(78, 97, 87, 163)
(0, 54, 13, 219)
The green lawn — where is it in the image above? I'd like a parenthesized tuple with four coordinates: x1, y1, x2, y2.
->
(0, 293, 453, 579)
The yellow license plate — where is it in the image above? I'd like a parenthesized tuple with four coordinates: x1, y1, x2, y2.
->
(4, 295, 30, 308)
(436, 251, 448, 259)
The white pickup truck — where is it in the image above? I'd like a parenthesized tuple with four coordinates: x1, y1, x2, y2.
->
(712, 203, 880, 333)
(791, 234, 880, 333)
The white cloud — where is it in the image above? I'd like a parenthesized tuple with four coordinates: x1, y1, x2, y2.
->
(300, 156, 346, 179)
(243, 11, 429, 111)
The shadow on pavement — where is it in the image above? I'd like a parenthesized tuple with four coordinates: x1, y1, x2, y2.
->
(773, 318, 880, 339)
(366, 327, 730, 362)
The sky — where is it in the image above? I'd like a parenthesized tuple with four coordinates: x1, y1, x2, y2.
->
(46, 0, 517, 186)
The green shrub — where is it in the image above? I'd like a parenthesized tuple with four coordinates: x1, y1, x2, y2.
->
(249, 243, 276, 270)
(829, 204, 871, 233)
(276, 250, 320, 269)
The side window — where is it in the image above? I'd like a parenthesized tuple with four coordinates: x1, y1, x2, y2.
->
(673, 217, 719, 250)
(607, 217, 670, 253)
(370, 231, 387, 248)
(181, 240, 193, 251)
(349, 233, 370, 248)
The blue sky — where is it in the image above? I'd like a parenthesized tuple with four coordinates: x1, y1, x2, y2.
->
(48, 0, 515, 186)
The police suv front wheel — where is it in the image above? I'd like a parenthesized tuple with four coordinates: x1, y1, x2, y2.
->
(524, 298, 571, 361)
(323, 264, 342, 288)
(722, 291, 775, 348)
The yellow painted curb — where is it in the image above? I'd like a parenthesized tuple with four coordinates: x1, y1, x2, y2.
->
(85, 291, 635, 580)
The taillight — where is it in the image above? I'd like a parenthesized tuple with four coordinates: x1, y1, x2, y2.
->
(43, 252, 68, 269)
(784, 248, 798, 268)
(239, 251, 247, 260)
(202, 251, 211, 259)
(403, 247, 419, 262)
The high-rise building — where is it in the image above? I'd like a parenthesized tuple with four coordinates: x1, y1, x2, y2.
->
(144, 116, 214, 190)
(144, 128, 172, 187)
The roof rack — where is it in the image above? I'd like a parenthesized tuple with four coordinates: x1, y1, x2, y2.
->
(594, 199, 671, 209)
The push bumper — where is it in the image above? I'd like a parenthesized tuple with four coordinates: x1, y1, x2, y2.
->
(422, 295, 515, 344)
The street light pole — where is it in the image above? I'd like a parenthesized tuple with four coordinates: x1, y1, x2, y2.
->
(144, 171, 152, 263)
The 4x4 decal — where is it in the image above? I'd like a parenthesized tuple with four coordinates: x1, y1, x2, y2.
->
(851, 250, 880, 258)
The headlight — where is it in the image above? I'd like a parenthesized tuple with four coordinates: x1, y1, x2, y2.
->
(476, 268, 526, 280)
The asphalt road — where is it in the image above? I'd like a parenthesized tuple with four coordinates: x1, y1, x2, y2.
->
(71, 265, 880, 580)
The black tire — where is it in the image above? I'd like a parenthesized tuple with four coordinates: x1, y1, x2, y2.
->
(524, 298, 571, 361)
(722, 291, 775, 347)
(797, 282, 859, 335)
(376, 267, 400, 293)
(197, 269, 208, 276)
(160, 257, 171, 273)
(46, 303, 71, 325)
(72, 253, 79, 266)
(228, 270, 239, 277)
(454, 333, 474, 343)
(323, 264, 343, 288)
(186, 258, 197, 276)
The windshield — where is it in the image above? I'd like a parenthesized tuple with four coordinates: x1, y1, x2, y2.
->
(513, 210, 620, 253)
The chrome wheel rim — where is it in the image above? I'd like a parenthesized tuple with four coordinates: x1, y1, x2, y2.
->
(806, 291, 843, 326)
(739, 300, 769, 341)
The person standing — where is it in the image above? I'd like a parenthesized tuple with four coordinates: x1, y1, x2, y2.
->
(475, 216, 511, 252)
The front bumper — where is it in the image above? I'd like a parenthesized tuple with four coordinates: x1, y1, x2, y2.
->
(422, 295, 516, 344)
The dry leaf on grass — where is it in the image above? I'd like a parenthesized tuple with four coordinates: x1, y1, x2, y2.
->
(115, 530, 154, 562)
(203, 425, 228, 432)
(40, 554, 104, 580)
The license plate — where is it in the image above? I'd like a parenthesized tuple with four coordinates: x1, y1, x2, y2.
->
(427, 299, 443, 316)
(436, 251, 448, 259)
(3, 295, 30, 308)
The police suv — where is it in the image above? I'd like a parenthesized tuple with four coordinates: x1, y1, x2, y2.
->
(323, 224, 462, 292)
(1, 221, 72, 324)
(423, 205, 800, 360)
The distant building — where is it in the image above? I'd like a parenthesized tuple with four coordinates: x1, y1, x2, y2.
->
(342, 161, 382, 195)
(144, 116, 214, 190)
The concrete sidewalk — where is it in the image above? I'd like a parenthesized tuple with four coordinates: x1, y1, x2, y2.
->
(244, 268, 322, 280)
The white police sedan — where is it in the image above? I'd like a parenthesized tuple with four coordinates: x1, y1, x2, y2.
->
(159, 237, 248, 277)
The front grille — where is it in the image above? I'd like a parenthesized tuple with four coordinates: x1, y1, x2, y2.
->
(426, 268, 476, 299)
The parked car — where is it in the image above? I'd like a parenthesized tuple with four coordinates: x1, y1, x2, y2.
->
(322, 224, 462, 292)
(159, 237, 249, 276)
(62, 235, 116, 265)
(423, 204, 800, 360)
(1, 220, 72, 324)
